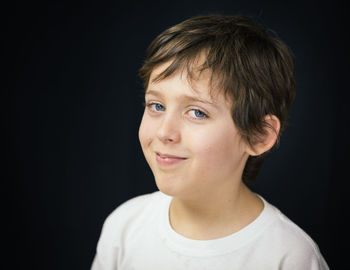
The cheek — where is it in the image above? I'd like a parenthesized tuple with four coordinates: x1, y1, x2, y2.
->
(138, 114, 154, 147)
(189, 126, 244, 168)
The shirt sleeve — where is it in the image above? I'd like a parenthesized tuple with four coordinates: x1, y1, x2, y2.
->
(278, 243, 329, 270)
(90, 254, 103, 270)
(90, 215, 120, 270)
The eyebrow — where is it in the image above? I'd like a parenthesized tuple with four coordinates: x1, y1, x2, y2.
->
(145, 89, 218, 107)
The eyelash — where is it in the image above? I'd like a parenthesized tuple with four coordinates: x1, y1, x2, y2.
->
(145, 102, 208, 120)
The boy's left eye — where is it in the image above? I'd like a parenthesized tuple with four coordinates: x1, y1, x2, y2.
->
(188, 109, 208, 119)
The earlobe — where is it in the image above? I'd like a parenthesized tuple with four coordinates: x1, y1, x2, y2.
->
(246, 115, 281, 156)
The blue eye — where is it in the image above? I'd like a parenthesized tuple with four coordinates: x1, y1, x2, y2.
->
(189, 109, 207, 119)
(148, 103, 165, 111)
(154, 103, 165, 111)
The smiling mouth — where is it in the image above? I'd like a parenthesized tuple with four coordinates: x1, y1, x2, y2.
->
(155, 152, 187, 166)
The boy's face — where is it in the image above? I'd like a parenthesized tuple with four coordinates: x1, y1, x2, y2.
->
(139, 61, 250, 200)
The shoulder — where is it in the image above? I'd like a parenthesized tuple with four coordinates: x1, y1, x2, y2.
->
(106, 191, 162, 220)
(103, 191, 165, 232)
(98, 191, 166, 245)
(262, 199, 329, 269)
(92, 191, 167, 269)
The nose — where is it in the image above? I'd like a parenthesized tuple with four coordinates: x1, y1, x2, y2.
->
(156, 112, 181, 144)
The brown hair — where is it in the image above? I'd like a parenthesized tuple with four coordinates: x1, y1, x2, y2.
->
(139, 15, 296, 183)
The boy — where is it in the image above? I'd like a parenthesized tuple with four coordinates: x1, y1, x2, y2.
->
(91, 15, 329, 269)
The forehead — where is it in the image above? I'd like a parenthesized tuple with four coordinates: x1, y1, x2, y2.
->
(148, 59, 227, 104)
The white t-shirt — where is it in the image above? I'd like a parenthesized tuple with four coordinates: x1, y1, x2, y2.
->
(91, 191, 329, 270)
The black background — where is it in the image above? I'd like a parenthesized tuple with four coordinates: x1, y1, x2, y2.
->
(6, 0, 347, 269)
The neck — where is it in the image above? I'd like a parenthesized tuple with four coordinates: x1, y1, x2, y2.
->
(169, 182, 263, 240)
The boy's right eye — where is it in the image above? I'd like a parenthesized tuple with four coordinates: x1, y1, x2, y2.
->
(147, 102, 165, 112)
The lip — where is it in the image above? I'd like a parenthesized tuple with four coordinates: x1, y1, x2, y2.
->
(155, 152, 187, 166)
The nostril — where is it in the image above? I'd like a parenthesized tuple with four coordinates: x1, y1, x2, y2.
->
(157, 129, 179, 144)
(156, 115, 181, 143)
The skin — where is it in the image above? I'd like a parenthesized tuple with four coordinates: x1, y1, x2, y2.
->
(138, 60, 278, 240)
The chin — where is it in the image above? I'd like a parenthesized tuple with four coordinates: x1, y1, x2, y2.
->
(155, 177, 198, 202)
(154, 178, 177, 197)
(154, 174, 185, 198)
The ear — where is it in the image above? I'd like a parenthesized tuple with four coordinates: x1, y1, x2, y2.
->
(245, 115, 281, 156)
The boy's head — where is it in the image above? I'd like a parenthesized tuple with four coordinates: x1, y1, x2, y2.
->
(139, 15, 295, 184)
